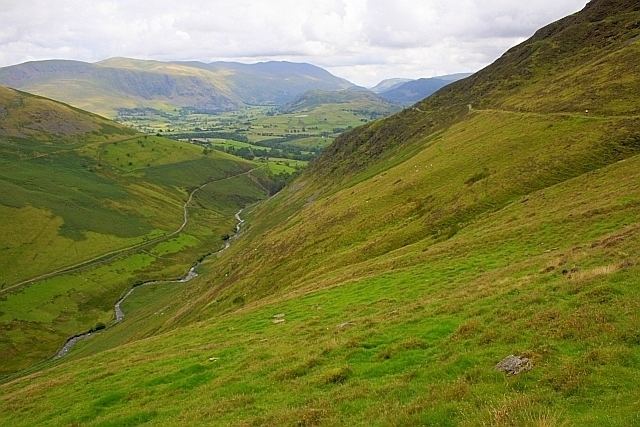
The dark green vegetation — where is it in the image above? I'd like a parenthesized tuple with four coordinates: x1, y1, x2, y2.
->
(3, 0, 640, 425)
(0, 86, 273, 374)
(0, 58, 354, 117)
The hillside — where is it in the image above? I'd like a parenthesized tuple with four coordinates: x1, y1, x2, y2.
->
(0, 86, 274, 374)
(2, 0, 640, 425)
(280, 87, 398, 115)
(378, 73, 472, 105)
(0, 59, 354, 117)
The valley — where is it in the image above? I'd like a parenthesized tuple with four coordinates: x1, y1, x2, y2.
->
(0, 60, 405, 378)
(0, 87, 275, 375)
(2, 0, 640, 425)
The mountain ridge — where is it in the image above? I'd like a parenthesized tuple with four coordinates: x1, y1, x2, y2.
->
(0, 58, 355, 116)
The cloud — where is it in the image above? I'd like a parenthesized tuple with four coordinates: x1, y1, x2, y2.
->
(0, 0, 588, 86)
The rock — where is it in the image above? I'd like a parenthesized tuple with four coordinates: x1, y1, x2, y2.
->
(495, 355, 532, 375)
(272, 318, 286, 324)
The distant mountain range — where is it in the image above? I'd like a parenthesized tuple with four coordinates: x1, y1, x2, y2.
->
(282, 73, 473, 114)
(0, 57, 473, 117)
(372, 73, 473, 105)
(0, 58, 354, 117)
(369, 78, 413, 94)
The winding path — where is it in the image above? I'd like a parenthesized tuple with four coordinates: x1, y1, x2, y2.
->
(2, 167, 259, 295)
(55, 208, 247, 358)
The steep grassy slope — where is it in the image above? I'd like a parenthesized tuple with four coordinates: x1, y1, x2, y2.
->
(2, 0, 640, 425)
(0, 86, 272, 374)
(3, 152, 640, 425)
(0, 59, 354, 117)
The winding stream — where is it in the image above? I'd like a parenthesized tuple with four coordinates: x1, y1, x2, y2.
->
(55, 209, 246, 358)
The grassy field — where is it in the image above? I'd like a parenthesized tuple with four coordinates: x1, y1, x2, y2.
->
(2, 2, 640, 425)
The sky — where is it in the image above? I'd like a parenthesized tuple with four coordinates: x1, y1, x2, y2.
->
(0, 0, 589, 87)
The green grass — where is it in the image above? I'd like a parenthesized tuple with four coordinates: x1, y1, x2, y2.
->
(2, 152, 640, 425)
(5, 107, 640, 423)
(263, 157, 308, 174)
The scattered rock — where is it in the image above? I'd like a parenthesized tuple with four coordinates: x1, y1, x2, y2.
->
(496, 355, 532, 375)
(272, 318, 286, 324)
(208, 357, 219, 362)
(273, 313, 285, 319)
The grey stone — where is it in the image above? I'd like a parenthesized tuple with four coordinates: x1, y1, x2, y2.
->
(495, 355, 533, 375)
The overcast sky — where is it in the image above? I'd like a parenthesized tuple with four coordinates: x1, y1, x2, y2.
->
(0, 0, 588, 86)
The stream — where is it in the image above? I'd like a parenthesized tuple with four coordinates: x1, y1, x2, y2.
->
(55, 209, 246, 358)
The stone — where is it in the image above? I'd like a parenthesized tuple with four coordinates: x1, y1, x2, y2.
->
(495, 354, 532, 375)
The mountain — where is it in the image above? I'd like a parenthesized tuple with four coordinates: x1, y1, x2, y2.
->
(0, 58, 355, 117)
(378, 72, 472, 105)
(280, 87, 398, 114)
(3, 0, 640, 425)
(0, 85, 273, 374)
(370, 78, 413, 93)
(433, 72, 474, 82)
(197, 60, 355, 106)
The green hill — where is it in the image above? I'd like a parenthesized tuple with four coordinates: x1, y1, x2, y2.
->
(0, 59, 354, 117)
(2, 1, 640, 425)
(0, 86, 274, 374)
